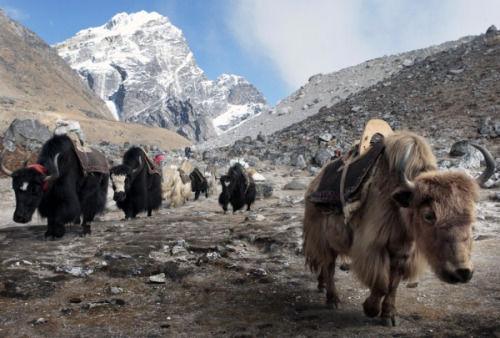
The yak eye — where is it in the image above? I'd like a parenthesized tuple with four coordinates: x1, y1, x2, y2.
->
(423, 210, 436, 223)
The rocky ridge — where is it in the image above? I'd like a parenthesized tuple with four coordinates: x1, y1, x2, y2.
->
(214, 29, 500, 173)
(201, 35, 475, 149)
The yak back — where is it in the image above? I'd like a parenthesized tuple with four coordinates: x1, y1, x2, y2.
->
(71, 141, 109, 175)
(189, 168, 206, 184)
(308, 138, 385, 212)
(123, 147, 161, 177)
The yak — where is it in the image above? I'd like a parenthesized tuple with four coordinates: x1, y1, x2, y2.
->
(303, 131, 496, 326)
(0, 135, 109, 238)
(218, 163, 256, 213)
(110, 147, 162, 219)
(189, 167, 209, 200)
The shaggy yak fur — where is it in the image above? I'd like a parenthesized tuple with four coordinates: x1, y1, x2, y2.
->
(110, 147, 162, 219)
(162, 165, 192, 207)
(218, 163, 256, 213)
(1, 135, 108, 238)
(190, 167, 209, 200)
(303, 131, 495, 326)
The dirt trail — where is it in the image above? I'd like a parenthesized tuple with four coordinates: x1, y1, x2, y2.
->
(0, 171, 499, 337)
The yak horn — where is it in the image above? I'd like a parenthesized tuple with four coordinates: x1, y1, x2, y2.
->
(0, 151, 13, 176)
(23, 153, 31, 167)
(44, 153, 60, 182)
(132, 156, 142, 174)
(470, 143, 496, 187)
(399, 144, 416, 191)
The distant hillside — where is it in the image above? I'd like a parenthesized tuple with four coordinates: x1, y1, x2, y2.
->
(202, 35, 474, 149)
(0, 10, 191, 152)
(219, 27, 500, 164)
(0, 10, 114, 122)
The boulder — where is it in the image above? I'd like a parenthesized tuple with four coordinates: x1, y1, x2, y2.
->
(292, 154, 307, 169)
(283, 179, 308, 191)
(255, 182, 273, 199)
(313, 148, 332, 167)
(3, 119, 51, 152)
(449, 140, 470, 157)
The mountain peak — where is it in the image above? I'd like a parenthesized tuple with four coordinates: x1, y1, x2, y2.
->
(105, 11, 168, 30)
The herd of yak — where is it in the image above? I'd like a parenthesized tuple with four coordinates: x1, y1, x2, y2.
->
(0, 134, 256, 238)
(0, 126, 497, 327)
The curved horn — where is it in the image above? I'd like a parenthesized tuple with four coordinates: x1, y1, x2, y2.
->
(44, 153, 60, 182)
(23, 153, 31, 167)
(0, 151, 13, 176)
(398, 144, 416, 191)
(132, 156, 142, 174)
(470, 143, 496, 187)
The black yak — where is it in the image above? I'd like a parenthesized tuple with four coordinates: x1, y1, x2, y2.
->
(189, 167, 209, 200)
(0, 135, 109, 238)
(218, 163, 256, 213)
(110, 147, 162, 219)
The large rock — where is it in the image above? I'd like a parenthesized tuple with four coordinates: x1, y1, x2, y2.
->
(449, 140, 470, 157)
(283, 179, 308, 191)
(313, 148, 332, 167)
(3, 119, 51, 152)
(255, 182, 273, 199)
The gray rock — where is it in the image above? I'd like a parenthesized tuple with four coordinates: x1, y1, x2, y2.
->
(149, 273, 166, 284)
(109, 286, 124, 295)
(255, 182, 273, 199)
(449, 140, 471, 157)
(402, 59, 414, 67)
(3, 119, 51, 152)
(456, 148, 482, 169)
(448, 68, 464, 75)
(318, 132, 332, 142)
(479, 117, 493, 135)
(283, 179, 307, 191)
(313, 148, 332, 167)
(292, 154, 307, 169)
(256, 131, 267, 143)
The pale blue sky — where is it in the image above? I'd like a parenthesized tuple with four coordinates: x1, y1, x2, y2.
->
(1, 0, 499, 105)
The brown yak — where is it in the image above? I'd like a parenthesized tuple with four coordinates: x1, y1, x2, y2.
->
(303, 131, 495, 326)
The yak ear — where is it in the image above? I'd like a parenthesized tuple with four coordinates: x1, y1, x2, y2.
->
(392, 188, 413, 208)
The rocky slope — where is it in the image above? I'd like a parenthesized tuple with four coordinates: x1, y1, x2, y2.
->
(216, 27, 500, 168)
(0, 10, 114, 122)
(202, 36, 475, 149)
(55, 11, 267, 142)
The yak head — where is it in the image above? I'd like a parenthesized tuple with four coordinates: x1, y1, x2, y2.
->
(392, 143, 495, 284)
(1, 152, 60, 223)
(110, 156, 142, 202)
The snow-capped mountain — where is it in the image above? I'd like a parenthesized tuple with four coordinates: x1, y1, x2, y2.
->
(55, 11, 266, 141)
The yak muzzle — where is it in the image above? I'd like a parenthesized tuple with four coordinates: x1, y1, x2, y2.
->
(13, 212, 31, 224)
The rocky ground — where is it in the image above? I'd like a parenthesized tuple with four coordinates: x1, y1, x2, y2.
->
(0, 164, 499, 337)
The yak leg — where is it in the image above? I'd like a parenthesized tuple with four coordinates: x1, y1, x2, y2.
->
(52, 222, 66, 238)
(324, 257, 340, 309)
(147, 209, 152, 217)
(194, 190, 200, 200)
(381, 265, 403, 326)
(363, 290, 384, 318)
(45, 218, 56, 238)
(317, 269, 325, 292)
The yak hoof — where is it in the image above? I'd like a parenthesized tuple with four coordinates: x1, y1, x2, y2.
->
(382, 315, 398, 327)
(326, 294, 340, 309)
(53, 228, 65, 238)
(82, 225, 91, 236)
(363, 298, 381, 318)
